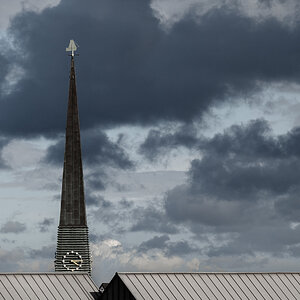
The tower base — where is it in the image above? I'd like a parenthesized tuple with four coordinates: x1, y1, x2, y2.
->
(55, 226, 91, 274)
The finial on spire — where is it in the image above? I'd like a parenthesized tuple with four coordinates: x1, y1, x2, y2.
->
(66, 39, 78, 57)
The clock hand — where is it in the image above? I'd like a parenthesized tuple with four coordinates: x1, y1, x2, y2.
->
(72, 260, 83, 264)
(70, 260, 80, 266)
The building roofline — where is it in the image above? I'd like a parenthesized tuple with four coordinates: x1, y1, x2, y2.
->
(0, 272, 91, 275)
(117, 271, 300, 275)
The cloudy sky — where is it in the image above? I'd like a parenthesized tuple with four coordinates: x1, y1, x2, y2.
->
(1, 0, 300, 285)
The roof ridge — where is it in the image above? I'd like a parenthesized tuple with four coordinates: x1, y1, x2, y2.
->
(117, 271, 300, 274)
(0, 272, 90, 275)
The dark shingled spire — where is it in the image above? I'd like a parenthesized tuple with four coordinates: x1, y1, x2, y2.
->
(55, 56, 91, 274)
(59, 57, 86, 226)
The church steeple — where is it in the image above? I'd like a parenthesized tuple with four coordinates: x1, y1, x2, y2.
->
(55, 45, 91, 274)
(59, 56, 86, 227)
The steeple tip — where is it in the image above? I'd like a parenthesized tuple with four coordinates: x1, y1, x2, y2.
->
(66, 39, 78, 57)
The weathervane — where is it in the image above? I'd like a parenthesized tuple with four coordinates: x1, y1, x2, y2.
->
(66, 39, 78, 57)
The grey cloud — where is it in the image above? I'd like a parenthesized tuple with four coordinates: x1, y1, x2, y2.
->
(1, 1, 300, 136)
(0, 248, 26, 272)
(0, 53, 10, 82)
(258, 0, 287, 7)
(83, 130, 133, 169)
(91, 197, 129, 234)
(166, 120, 300, 222)
(200, 120, 300, 160)
(43, 138, 64, 165)
(188, 120, 300, 202)
(258, 0, 275, 7)
(165, 240, 197, 256)
(165, 184, 300, 255)
(142, 120, 300, 203)
(86, 193, 112, 207)
(1, 238, 16, 244)
(138, 234, 197, 256)
(85, 193, 100, 207)
(0, 221, 26, 234)
(139, 119, 283, 162)
(287, 242, 300, 257)
(199, 119, 281, 158)
(44, 129, 133, 169)
(29, 245, 56, 259)
(139, 124, 198, 161)
(118, 198, 134, 208)
(91, 195, 179, 235)
(0, 137, 10, 169)
(138, 235, 170, 252)
(91, 199, 177, 235)
(206, 222, 300, 257)
(89, 234, 99, 243)
(163, 119, 300, 210)
(38, 218, 54, 232)
(165, 185, 250, 227)
(85, 171, 107, 191)
(44, 129, 133, 192)
(140, 119, 286, 162)
(130, 206, 179, 234)
(52, 194, 60, 201)
(89, 233, 108, 243)
(0, 245, 55, 273)
(158, 119, 300, 257)
(274, 187, 300, 222)
(188, 156, 300, 202)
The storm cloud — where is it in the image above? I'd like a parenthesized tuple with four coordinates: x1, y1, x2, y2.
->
(44, 129, 133, 168)
(158, 119, 300, 256)
(1, 0, 300, 137)
(139, 124, 198, 161)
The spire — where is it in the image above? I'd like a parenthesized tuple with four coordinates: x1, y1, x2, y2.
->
(55, 47, 91, 274)
(59, 56, 86, 226)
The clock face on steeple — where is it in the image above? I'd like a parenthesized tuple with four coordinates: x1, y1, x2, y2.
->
(62, 251, 83, 271)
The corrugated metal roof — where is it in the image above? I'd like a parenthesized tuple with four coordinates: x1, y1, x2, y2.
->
(0, 272, 100, 300)
(117, 272, 300, 300)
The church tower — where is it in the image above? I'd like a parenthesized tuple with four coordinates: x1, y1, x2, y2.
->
(55, 41, 91, 274)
